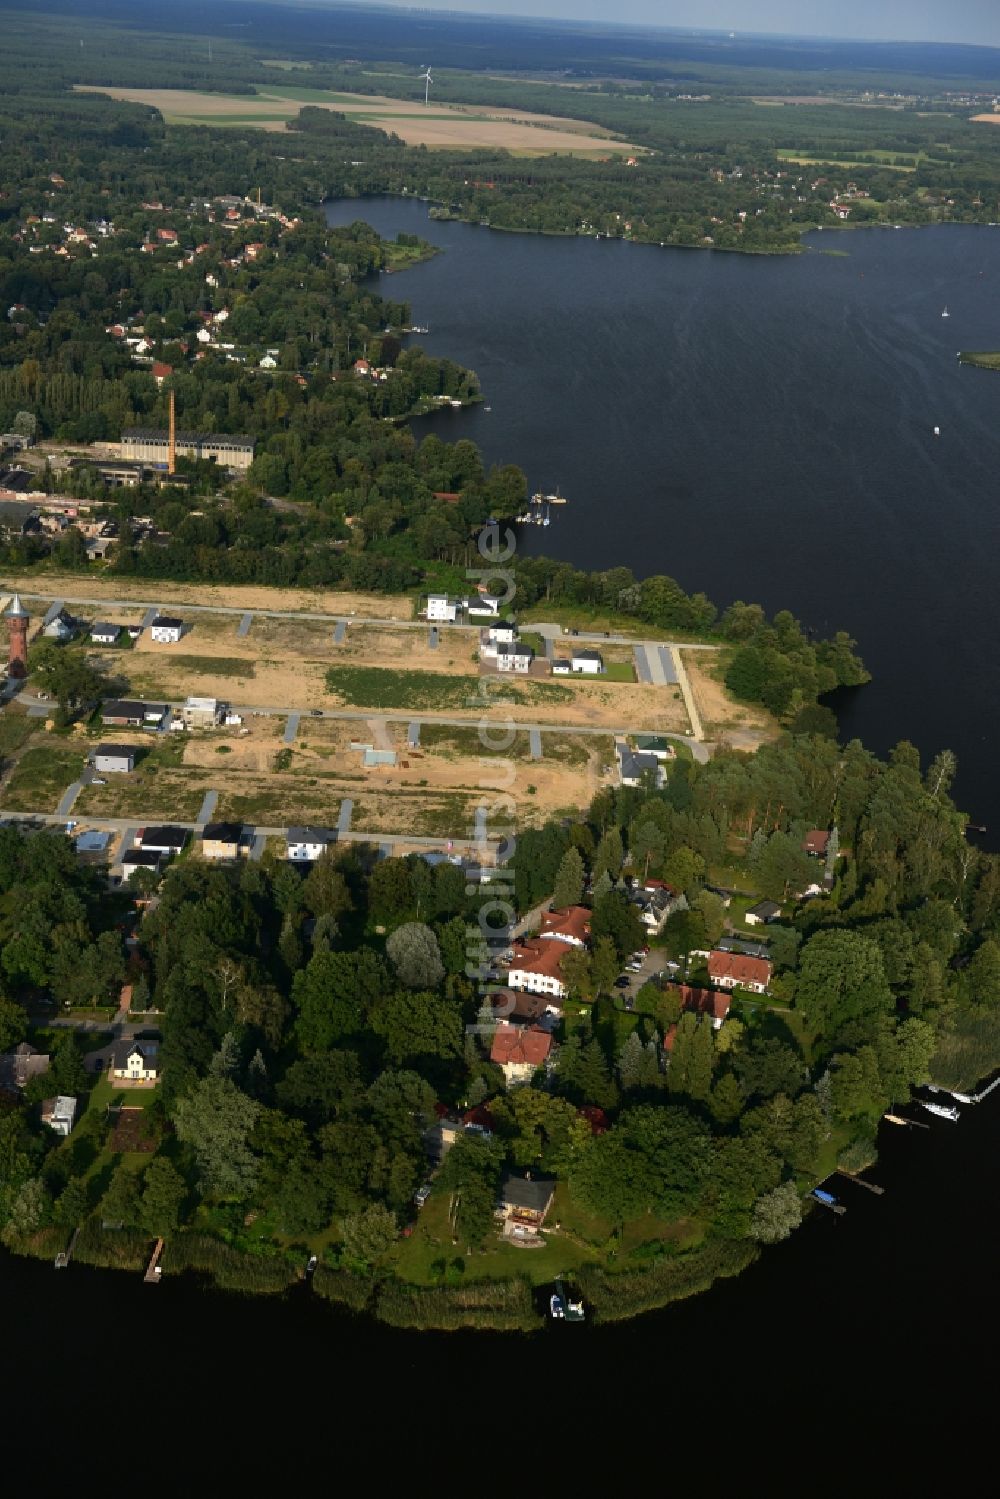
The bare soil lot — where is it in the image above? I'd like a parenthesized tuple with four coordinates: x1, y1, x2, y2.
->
(681, 650, 777, 748)
(4, 575, 413, 621)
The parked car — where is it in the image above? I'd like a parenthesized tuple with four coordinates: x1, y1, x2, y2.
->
(614, 976, 631, 989)
(414, 1184, 432, 1208)
(310, 709, 323, 717)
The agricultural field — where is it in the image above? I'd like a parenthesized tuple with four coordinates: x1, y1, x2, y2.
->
(74, 85, 636, 156)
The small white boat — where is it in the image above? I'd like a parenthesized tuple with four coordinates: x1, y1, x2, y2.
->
(933, 426, 941, 436)
(942, 306, 950, 318)
(921, 1100, 959, 1121)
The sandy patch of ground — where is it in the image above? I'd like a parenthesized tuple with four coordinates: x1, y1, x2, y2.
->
(73, 85, 636, 155)
(972, 114, 1000, 125)
(681, 650, 777, 748)
(4, 575, 412, 620)
(336, 623, 478, 674)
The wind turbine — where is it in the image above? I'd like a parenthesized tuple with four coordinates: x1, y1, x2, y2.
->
(418, 66, 433, 106)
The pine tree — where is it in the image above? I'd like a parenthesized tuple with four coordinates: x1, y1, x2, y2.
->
(551, 847, 585, 910)
(209, 1031, 240, 1079)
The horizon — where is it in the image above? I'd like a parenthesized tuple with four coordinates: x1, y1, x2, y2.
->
(299, 0, 1000, 50)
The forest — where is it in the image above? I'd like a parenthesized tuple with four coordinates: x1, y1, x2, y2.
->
(1, 729, 997, 1323)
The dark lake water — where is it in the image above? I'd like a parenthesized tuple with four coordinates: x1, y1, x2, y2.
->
(326, 197, 1000, 837)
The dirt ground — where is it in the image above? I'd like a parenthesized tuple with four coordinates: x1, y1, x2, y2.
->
(74, 85, 636, 155)
(681, 650, 777, 748)
(336, 623, 478, 674)
(5, 575, 412, 620)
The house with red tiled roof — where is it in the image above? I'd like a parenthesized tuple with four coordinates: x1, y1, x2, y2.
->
(707, 949, 772, 995)
(663, 982, 732, 1029)
(506, 938, 571, 1002)
(539, 904, 591, 948)
(151, 362, 173, 387)
(490, 1022, 554, 1085)
(803, 829, 829, 856)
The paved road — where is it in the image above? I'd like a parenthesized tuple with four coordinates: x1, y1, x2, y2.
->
(670, 646, 705, 742)
(9, 589, 720, 654)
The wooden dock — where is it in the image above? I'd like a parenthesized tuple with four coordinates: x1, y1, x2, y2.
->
(144, 1237, 164, 1284)
(54, 1227, 81, 1269)
(837, 1170, 885, 1195)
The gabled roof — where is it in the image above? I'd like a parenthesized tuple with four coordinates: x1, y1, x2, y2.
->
(540, 905, 591, 944)
(747, 899, 781, 920)
(501, 1172, 555, 1213)
(804, 829, 830, 855)
(112, 1038, 158, 1068)
(707, 950, 772, 987)
(507, 938, 571, 982)
(490, 1023, 553, 1068)
(663, 982, 732, 1023)
(202, 822, 242, 843)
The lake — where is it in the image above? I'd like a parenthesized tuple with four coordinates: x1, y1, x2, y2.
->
(326, 197, 1000, 836)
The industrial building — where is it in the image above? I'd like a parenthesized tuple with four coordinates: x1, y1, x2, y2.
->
(120, 428, 255, 472)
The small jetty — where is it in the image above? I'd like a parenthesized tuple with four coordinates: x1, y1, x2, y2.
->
(549, 1277, 586, 1322)
(836, 1169, 884, 1196)
(517, 490, 569, 527)
(884, 1111, 930, 1130)
(920, 1100, 959, 1122)
(54, 1226, 81, 1270)
(812, 1188, 846, 1216)
(144, 1237, 164, 1284)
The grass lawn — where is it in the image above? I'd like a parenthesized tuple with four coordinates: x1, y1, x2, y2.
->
(2, 742, 87, 811)
(420, 724, 533, 760)
(325, 665, 572, 711)
(0, 707, 37, 756)
(86, 1075, 160, 1112)
(602, 662, 636, 683)
(393, 1190, 598, 1287)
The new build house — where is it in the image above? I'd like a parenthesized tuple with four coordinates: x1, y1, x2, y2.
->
(149, 615, 184, 644)
(571, 649, 604, 674)
(201, 822, 243, 860)
(90, 621, 120, 645)
(286, 827, 336, 861)
(91, 744, 137, 774)
(137, 826, 188, 856)
(506, 938, 571, 1002)
(426, 594, 461, 622)
(102, 699, 168, 729)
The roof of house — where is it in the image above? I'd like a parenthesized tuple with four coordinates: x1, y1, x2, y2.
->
(94, 743, 137, 759)
(202, 822, 242, 844)
(718, 936, 771, 960)
(490, 1023, 553, 1068)
(122, 849, 162, 868)
(111, 1039, 158, 1068)
(540, 905, 591, 945)
(707, 950, 772, 987)
(747, 899, 782, 920)
(462, 1103, 498, 1133)
(0, 1043, 50, 1091)
(75, 830, 111, 853)
(91, 621, 119, 635)
(0, 502, 38, 531)
(572, 648, 603, 663)
(122, 428, 256, 449)
(138, 825, 187, 849)
(286, 826, 335, 844)
(507, 938, 571, 983)
(151, 615, 183, 629)
(102, 699, 167, 719)
(501, 1172, 555, 1213)
(663, 982, 732, 1023)
(618, 744, 660, 781)
(804, 829, 830, 855)
(490, 988, 548, 1023)
(41, 1094, 76, 1123)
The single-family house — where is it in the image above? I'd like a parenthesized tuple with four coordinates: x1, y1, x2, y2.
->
(539, 905, 591, 948)
(86, 536, 114, 561)
(426, 594, 459, 623)
(487, 620, 518, 647)
(630, 884, 678, 933)
(707, 949, 772, 994)
(75, 829, 111, 856)
(632, 735, 676, 762)
(496, 642, 534, 674)
(745, 899, 782, 927)
(151, 361, 173, 387)
(92, 744, 137, 774)
(498, 1172, 556, 1241)
(259, 353, 277, 370)
(121, 849, 162, 882)
(551, 658, 571, 675)
(0, 1042, 50, 1093)
(149, 615, 184, 644)
(506, 938, 570, 1002)
(109, 1039, 159, 1084)
(490, 1023, 554, 1086)
(286, 827, 336, 862)
(42, 609, 76, 642)
(90, 621, 120, 645)
(137, 826, 188, 857)
(201, 822, 243, 860)
(489, 988, 548, 1024)
(718, 936, 771, 961)
(571, 649, 603, 675)
(181, 696, 221, 728)
(617, 740, 664, 789)
(663, 982, 732, 1029)
(803, 830, 830, 857)
(102, 699, 168, 729)
(41, 1095, 77, 1136)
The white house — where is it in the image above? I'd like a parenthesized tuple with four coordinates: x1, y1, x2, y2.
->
(110, 1040, 159, 1083)
(259, 354, 277, 370)
(286, 827, 336, 862)
(92, 744, 137, 774)
(149, 615, 184, 644)
(90, 621, 120, 645)
(137, 825, 188, 856)
(181, 696, 221, 727)
(427, 594, 459, 623)
(41, 1095, 77, 1136)
(496, 643, 534, 674)
(505, 939, 569, 1002)
(488, 620, 518, 646)
(571, 649, 604, 674)
(42, 610, 75, 642)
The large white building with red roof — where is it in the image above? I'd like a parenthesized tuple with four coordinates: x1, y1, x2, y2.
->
(506, 938, 571, 1001)
(707, 950, 772, 994)
(490, 1023, 554, 1086)
(539, 905, 591, 948)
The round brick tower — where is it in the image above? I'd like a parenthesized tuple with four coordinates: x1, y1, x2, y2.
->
(6, 592, 29, 680)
